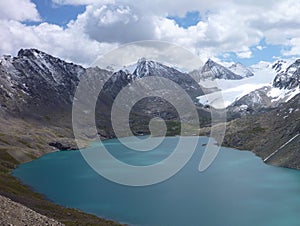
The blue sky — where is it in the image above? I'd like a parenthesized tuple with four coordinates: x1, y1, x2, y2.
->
(168, 12, 285, 66)
(219, 40, 284, 66)
(1, 0, 300, 67)
(168, 11, 201, 29)
(29, 0, 85, 27)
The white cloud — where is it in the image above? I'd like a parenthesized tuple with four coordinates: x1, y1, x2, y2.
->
(236, 51, 252, 59)
(0, 0, 40, 21)
(0, 20, 117, 66)
(2, 0, 300, 66)
(52, 0, 113, 6)
(282, 37, 300, 57)
(256, 45, 265, 51)
(92, 40, 204, 71)
(70, 3, 156, 43)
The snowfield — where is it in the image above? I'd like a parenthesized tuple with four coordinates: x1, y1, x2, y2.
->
(197, 64, 275, 108)
(197, 59, 300, 109)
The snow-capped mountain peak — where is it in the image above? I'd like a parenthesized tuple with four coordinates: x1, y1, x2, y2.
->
(229, 62, 254, 78)
(18, 48, 43, 59)
(0, 48, 86, 112)
(200, 59, 243, 80)
(273, 59, 300, 90)
(225, 58, 300, 117)
(130, 58, 205, 100)
(133, 58, 180, 78)
(271, 59, 288, 73)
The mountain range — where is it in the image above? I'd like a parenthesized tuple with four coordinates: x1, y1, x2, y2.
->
(0, 49, 212, 159)
(1, 48, 300, 224)
(193, 56, 300, 169)
(0, 48, 299, 170)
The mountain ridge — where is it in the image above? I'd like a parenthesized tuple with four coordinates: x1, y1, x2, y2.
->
(1, 48, 300, 225)
(199, 59, 244, 80)
(1, 48, 300, 171)
(227, 58, 300, 118)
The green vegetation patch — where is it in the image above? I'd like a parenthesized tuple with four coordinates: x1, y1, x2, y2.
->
(250, 126, 266, 134)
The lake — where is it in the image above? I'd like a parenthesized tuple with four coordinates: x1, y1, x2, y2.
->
(12, 136, 300, 226)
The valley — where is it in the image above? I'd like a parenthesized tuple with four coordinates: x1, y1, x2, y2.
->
(0, 48, 300, 225)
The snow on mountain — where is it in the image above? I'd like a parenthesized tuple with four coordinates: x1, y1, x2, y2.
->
(199, 59, 243, 80)
(267, 86, 300, 103)
(229, 62, 254, 78)
(226, 59, 300, 115)
(197, 58, 300, 110)
(249, 61, 270, 73)
(131, 58, 204, 100)
(273, 59, 300, 89)
(132, 57, 181, 78)
(197, 65, 275, 108)
(227, 86, 273, 115)
(0, 48, 86, 112)
(121, 63, 137, 74)
(3, 49, 298, 117)
(271, 59, 289, 73)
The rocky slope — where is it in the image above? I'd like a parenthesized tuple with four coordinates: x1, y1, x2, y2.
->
(227, 58, 300, 118)
(197, 59, 243, 80)
(1, 48, 300, 224)
(0, 49, 209, 144)
(273, 59, 300, 89)
(0, 50, 138, 225)
(0, 49, 210, 225)
(192, 57, 300, 169)
(223, 58, 300, 168)
(0, 195, 64, 226)
(1, 49, 298, 169)
(133, 58, 204, 100)
(0, 49, 85, 115)
(223, 93, 300, 169)
(229, 62, 254, 78)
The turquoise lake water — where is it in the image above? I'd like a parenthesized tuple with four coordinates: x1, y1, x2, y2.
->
(12, 136, 300, 226)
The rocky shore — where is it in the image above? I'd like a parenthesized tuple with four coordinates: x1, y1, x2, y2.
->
(0, 195, 64, 226)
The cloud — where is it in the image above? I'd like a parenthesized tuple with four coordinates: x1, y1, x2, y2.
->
(70, 3, 156, 43)
(92, 40, 203, 71)
(236, 50, 252, 59)
(282, 37, 300, 57)
(69, 0, 300, 61)
(0, 20, 117, 66)
(0, 0, 40, 21)
(2, 0, 300, 67)
(52, 0, 111, 6)
(256, 45, 265, 51)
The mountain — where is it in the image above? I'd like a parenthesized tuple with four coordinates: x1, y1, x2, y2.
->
(190, 60, 254, 106)
(199, 59, 243, 80)
(223, 58, 300, 169)
(0, 49, 93, 160)
(132, 58, 205, 100)
(0, 50, 124, 225)
(133, 57, 177, 78)
(196, 56, 300, 168)
(229, 62, 254, 78)
(2, 48, 300, 224)
(0, 49, 210, 155)
(227, 59, 300, 118)
(197, 61, 275, 109)
(226, 86, 273, 118)
(0, 48, 211, 224)
(271, 59, 289, 73)
(273, 59, 300, 89)
(0, 49, 85, 115)
(223, 92, 300, 169)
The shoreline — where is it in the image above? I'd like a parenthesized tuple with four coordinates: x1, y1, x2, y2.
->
(0, 139, 123, 226)
(4, 131, 299, 225)
(2, 169, 123, 226)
